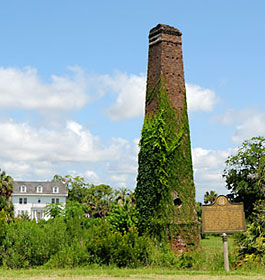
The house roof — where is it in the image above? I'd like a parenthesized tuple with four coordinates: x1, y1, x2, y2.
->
(12, 181, 68, 195)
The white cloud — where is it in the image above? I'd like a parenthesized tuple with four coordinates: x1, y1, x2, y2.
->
(105, 73, 146, 120)
(0, 66, 88, 111)
(105, 137, 139, 188)
(0, 65, 224, 192)
(85, 170, 100, 184)
(192, 147, 231, 202)
(0, 66, 217, 120)
(0, 120, 130, 163)
(232, 112, 265, 143)
(106, 79, 218, 120)
(214, 109, 265, 143)
(110, 174, 128, 188)
(186, 84, 219, 112)
(0, 119, 139, 186)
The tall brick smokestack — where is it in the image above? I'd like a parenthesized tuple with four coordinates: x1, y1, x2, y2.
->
(146, 24, 186, 115)
(136, 24, 200, 251)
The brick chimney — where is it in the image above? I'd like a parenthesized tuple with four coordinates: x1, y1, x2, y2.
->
(146, 24, 186, 116)
(139, 24, 200, 252)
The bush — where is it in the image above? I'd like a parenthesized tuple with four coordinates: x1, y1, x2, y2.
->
(107, 202, 138, 234)
(45, 239, 91, 268)
(86, 221, 150, 267)
(234, 200, 265, 267)
(1, 218, 67, 268)
(1, 212, 202, 269)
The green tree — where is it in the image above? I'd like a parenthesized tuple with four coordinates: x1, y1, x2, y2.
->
(0, 169, 14, 222)
(53, 175, 116, 218)
(53, 174, 89, 203)
(44, 203, 63, 219)
(84, 184, 115, 218)
(108, 191, 138, 234)
(234, 200, 265, 265)
(115, 187, 135, 206)
(203, 190, 218, 204)
(223, 136, 265, 218)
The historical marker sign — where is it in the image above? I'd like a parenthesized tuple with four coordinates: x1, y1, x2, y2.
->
(202, 195, 246, 234)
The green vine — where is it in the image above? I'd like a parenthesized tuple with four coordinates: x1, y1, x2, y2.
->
(135, 78, 199, 248)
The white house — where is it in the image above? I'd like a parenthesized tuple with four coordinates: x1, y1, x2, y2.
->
(11, 181, 68, 220)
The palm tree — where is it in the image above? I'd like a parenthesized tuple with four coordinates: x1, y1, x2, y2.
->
(115, 187, 132, 206)
(204, 190, 218, 204)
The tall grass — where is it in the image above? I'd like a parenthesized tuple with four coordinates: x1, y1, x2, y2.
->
(189, 235, 234, 271)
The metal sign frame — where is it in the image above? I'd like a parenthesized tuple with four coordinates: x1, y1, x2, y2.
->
(202, 195, 246, 234)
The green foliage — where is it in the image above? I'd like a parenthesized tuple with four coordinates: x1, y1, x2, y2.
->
(44, 203, 63, 219)
(107, 199, 138, 234)
(84, 184, 115, 218)
(234, 200, 265, 266)
(223, 136, 265, 217)
(115, 187, 134, 206)
(64, 201, 88, 241)
(135, 79, 198, 245)
(136, 81, 182, 232)
(1, 213, 197, 269)
(64, 201, 87, 219)
(45, 240, 91, 268)
(204, 190, 218, 204)
(0, 170, 14, 222)
(53, 174, 116, 218)
(1, 218, 67, 268)
(0, 209, 8, 262)
(86, 221, 150, 267)
(16, 211, 31, 221)
(53, 174, 89, 203)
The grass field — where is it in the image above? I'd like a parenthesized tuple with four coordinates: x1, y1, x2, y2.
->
(0, 236, 264, 280)
(1, 267, 265, 280)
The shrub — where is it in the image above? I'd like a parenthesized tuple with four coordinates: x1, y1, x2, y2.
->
(107, 202, 138, 234)
(45, 239, 91, 268)
(1, 212, 202, 269)
(234, 200, 265, 266)
(1, 218, 67, 268)
(86, 221, 150, 267)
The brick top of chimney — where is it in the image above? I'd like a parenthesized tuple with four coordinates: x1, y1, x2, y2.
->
(149, 24, 182, 46)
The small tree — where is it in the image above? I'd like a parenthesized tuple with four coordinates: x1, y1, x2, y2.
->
(53, 174, 89, 203)
(44, 203, 63, 219)
(0, 169, 14, 222)
(107, 193, 138, 234)
(223, 136, 265, 218)
(204, 190, 218, 204)
(115, 187, 136, 208)
(234, 200, 265, 265)
(84, 184, 115, 218)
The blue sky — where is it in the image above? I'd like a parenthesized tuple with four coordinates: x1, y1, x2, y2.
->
(0, 1, 264, 201)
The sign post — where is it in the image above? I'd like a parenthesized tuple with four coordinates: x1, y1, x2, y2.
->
(222, 233, 229, 272)
(202, 195, 246, 272)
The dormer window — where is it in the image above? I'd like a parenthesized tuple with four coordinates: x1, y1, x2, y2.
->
(19, 185, 27, 193)
(36, 185, 43, 193)
(52, 186, 59, 193)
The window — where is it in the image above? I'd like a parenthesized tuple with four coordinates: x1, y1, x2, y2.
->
(56, 198, 59, 203)
(19, 198, 23, 204)
(51, 198, 55, 204)
(52, 186, 59, 193)
(19, 185, 27, 192)
(36, 185, 43, 193)
(24, 198, 27, 204)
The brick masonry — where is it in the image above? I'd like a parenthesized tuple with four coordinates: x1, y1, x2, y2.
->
(146, 24, 186, 116)
(144, 24, 200, 252)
